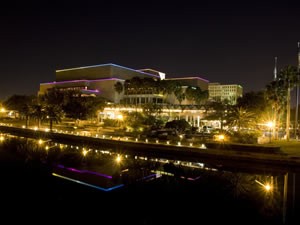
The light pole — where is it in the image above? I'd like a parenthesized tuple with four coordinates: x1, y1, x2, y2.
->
(295, 42, 300, 139)
(267, 121, 274, 143)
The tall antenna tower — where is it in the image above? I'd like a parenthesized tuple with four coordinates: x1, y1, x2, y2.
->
(274, 56, 277, 80)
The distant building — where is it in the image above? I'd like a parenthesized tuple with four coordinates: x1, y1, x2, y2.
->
(39, 63, 160, 103)
(208, 82, 243, 105)
(38, 63, 210, 106)
(38, 63, 243, 129)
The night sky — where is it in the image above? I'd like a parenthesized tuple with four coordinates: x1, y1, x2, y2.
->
(0, 0, 300, 100)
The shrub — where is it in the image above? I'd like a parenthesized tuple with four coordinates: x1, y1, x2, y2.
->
(230, 130, 261, 144)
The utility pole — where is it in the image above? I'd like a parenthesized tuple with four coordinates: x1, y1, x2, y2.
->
(295, 42, 300, 139)
(273, 57, 278, 139)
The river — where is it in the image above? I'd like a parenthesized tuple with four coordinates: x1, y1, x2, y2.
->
(0, 133, 299, 224)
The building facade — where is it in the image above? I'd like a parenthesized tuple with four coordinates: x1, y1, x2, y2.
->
(39, 63, 243, 129)
(39, 63, 211, 106)
(39, 63, 161, 103)
(208, 82, 243, 105)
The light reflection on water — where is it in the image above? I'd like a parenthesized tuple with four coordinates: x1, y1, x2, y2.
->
(1, 133, 299, 224)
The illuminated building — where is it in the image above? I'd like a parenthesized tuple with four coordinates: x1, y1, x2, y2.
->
(38, 63, 242, 129)
(39, 63, 161, 103)
(39, 63, 211, 105)
(208, 82, 243, 105)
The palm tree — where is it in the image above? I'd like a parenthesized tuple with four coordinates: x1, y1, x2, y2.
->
(114, 81, 123, 103)
(114, 81, 123, 94)
(174, 86, 185, 106)
(142, 77, 157, 95)
(265, 80, 286, 139)
(24, 105, 32, 128)
(44, 105, 64, 131)
(174, 86, 185, 119)
(159, 80, 177, 118)
(130, 77, 142, 95)
(204, 100, 231, 131)
(185, 86, 195, 104)
(39, 88, 65, 131)
(227, 106, 255, 131)
(278, 65, 298, 141)
(31, 104, 45, 128)
(123, 77, 142, 106)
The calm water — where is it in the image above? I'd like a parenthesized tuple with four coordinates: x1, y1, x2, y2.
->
(1, 134, 300, 224)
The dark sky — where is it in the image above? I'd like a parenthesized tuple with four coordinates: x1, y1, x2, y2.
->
(0, 0, 300, 100)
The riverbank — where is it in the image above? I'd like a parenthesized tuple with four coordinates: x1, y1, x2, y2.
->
(1, 124, 299, 224)
(267, 140, 300, 158)
(1, 124, 300, 172)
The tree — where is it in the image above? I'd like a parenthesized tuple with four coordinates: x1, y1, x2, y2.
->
(204, 100, 232, 131)
(237, 91, 268, 115)
(265, 80, 286, 139)
(22, 103, 33, 128)
(185, 86, 208, 108)
(142, 77, 158, 95)
(227, 107, 255, 131)
(44, 105, 64, 131)
(278, 65, 298, 141)
(159, 79, 178, 118)
(40, 88, 65, 106)
(30, 104, 45, 128)
(3, 95, 36, 127)
(174, 86, 185, 106)
(63, 91, 106, 124)
(114, 81, 123, 103)
(165, 119, 191, 133)
(84, 96, 106, 120)
(114, 81, 123, 95)
(63, 98, 85, 121)
(123, 77, 142, 106)
(159, 79, 177, 99)
(122, 111, 145, 134)
(39, 88, 65, 131)
(142, 103, 162, 117)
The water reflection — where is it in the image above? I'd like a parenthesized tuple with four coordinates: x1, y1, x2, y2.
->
(0, 133, 299, 224)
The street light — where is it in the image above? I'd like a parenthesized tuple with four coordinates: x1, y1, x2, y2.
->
(115, 155, 122, 163)
(0, 135, 5, 142)
(255, 179, 272, 192)
(37, 139, 52, 145)
(117, 114, 123, 128)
